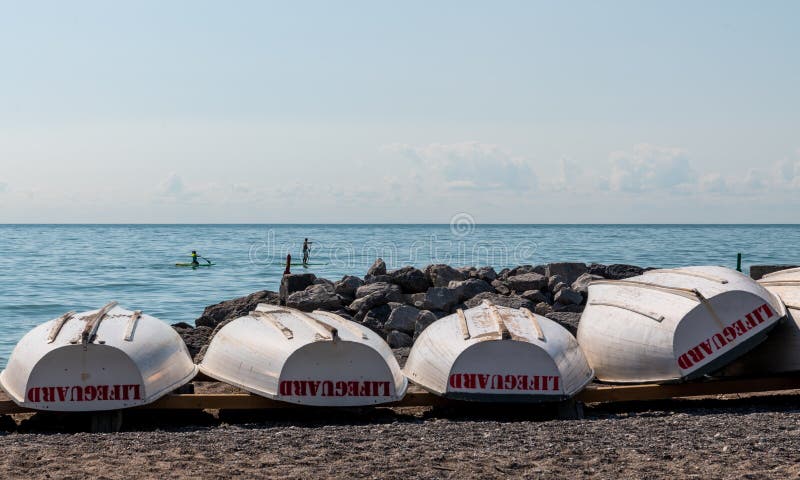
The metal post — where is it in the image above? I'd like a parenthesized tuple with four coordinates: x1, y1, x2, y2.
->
(736, 253, 742, 272)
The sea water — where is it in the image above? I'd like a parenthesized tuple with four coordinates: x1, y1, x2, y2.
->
(0, 224, 798, 366)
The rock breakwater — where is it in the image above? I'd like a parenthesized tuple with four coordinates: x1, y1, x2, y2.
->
(175, 260, 651, 360)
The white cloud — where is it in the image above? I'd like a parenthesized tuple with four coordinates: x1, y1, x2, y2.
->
(698, 173, 727, 193)
(157, 173, 185, 197)
(383, 141, 537, 191)
(607, 144, 695, 192)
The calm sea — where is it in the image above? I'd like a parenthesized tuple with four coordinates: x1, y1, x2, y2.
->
(0, 224, 798, 367)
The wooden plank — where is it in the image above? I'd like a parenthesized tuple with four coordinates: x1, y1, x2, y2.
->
(576, 375, 800, 403)
(2, 376, 799, 415)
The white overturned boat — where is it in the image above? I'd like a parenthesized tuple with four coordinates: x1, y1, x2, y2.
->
(721, 267, 800, 376)
(199, 304, 407, 406)
(0, 302, 197, 411)
(403, 300, 593, 402)
(577, 266, 786, 383)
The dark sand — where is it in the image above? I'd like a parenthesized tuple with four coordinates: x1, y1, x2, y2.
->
(2, 391, 800, 479)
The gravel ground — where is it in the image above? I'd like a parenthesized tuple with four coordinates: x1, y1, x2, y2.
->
(2, 396, 800, 479)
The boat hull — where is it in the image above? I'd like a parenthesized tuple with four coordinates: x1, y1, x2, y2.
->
(0, 304, 197, 412)
(577, 266, 786, 384)
(404, 301, 593, 402)
(199, 305, 407, 406)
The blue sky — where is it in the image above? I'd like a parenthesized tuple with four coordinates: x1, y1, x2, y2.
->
(1, 1, 799, 223)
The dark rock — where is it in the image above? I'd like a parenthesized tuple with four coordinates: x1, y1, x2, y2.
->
(750, 265, 800, 280)
(457, 266, 477, 277)
(552, 302, 584, 313)
(0, 414, 15, 432)
(464, 292, 535, 311)
(554, 288, 583, 306)
(547, 275, 565, 292)
(534, 302, 553, 316)
(367, 258, 387, 276)
(497, 268, 510, 279)
(392, 347, 411, 368)
(313, 277, 334, 287)
(605, 264, 645, 280)
(506, 273, 547, 293)
(334, 275, 364, 299)
(356, 282, 401, 299)
(172, 324, 213, 360)
(364, 274, 393, 284)
(425, 264, 466, 287)
(331, 309, 354, 321)
(387, 330, 413, 348)
(414, 310, 439, 337)
(545, 262, 588, 284)
(448, 278, 494, 302)
(588, 263, 608, 277)
(506, 265, 545, 278)
(407, 292, 427, 308)
(421, 287, 461, 312)
(349, 282, 403, 312)
(572, 273, 603, 295)
(552, 282, 567, 293)
(473, 266, 498, 283)
(520, 290, 548, 304)
(195, 290, 280, 328)
(491, 279, 511, 295)
(389, 266, 430, 294)
(361, 304, 393, 333)
(545, 312, 582, 336)
(279, 273, 317, 303)
(286, 284, 342, 312)
(384, 305, 420, 334)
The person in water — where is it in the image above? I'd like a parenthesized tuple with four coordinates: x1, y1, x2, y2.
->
(191, 250, 200, 266)
(302, 238, 313, 264)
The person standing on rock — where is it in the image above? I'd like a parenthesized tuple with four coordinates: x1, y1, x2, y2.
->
(302, 238, 313, 265)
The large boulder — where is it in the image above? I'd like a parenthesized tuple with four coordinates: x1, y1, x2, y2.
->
(367, 258, 387, 276)
(520, 289, 548, 304)
(349, 282, 403, 311)
(554, 288, 583, 306)
(604, 264, 645, 280)
(279, 273, 317, 303)
(384, 305, 420, 334)
(473, 266, 498, 283)
(505, 273, 547, 293)
(387, 330, 413, 348)
(414, 310, 439, 337)
(364, 274, 393, 284)
(464, 292, 535, 311)
(572, 273, 603, 295)
(504, 265, 546, 279)
(491, 279, 511, 295)
(195, 290, 280, 328)
(286, 284, 342, 312)
(588, 263, 608, 277)
(421, 287, 461, 312)
(448, 278, 494, 302)
(389, 266, 430, 294)
(425, 264, 466, 287)
(545, 263, 588, 284)
(545, 312, 582, 336)
(361, 304, 393, 332)
(334, 275, 364, 299)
